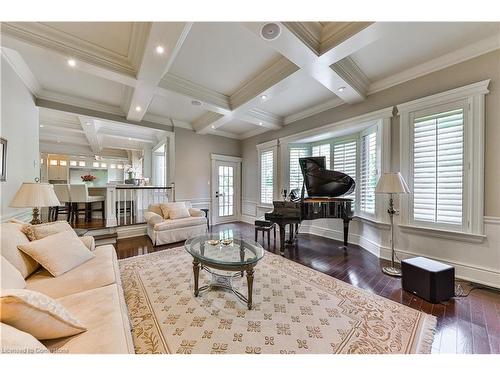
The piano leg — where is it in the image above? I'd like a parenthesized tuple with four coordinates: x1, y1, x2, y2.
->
(343, 218, 350, 251)
(278, 224, 286, 255)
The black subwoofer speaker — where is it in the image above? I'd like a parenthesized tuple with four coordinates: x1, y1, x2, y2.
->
(401, 257, 455, 303)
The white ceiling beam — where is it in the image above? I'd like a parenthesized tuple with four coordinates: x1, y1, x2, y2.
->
(78, 117, 102, 154)
(243, 22, 384, 103)
(126, 22, 193, 122)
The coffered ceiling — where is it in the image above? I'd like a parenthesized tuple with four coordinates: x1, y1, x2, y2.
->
(1, 21, 499, 140)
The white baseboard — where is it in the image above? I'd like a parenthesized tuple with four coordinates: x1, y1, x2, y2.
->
(379, 246, 500, 289)
(116, 224, 147, 239)
(240, 214, 256, 225)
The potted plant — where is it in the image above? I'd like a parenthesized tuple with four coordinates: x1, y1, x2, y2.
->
(81, 174, 96, 186)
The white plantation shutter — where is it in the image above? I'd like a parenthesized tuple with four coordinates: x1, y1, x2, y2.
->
(312, 143, 331, 168)
(289, 146, 310, 191)
(333, 139, 357, 205)
(260, 150, 274, 204)
(360, 130, 377, 214)
(412, 108, 464, 225)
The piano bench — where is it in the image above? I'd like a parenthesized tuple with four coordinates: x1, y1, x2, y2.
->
(254, 220, 276, 248)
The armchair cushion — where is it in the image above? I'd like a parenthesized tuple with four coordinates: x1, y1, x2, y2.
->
(144, 212, 164, 226)
(169, 207, 190, 220)
(153, 216, 206, 232)
(147, 204, 163, 217)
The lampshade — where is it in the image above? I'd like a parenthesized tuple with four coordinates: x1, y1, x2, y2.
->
(375, 172, 411, 194)
(9, 183, 61, 208)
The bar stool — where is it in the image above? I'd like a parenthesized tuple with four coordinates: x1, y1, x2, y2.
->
(254, 219, 276, 249)
(69, 184, 105, 222)
(49, 184, 72, 222)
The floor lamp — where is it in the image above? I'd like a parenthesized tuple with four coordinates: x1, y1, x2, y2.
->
(375, 172, 410, 277)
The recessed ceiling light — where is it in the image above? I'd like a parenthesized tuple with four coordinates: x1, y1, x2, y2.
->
(67, 59, 76, 67)
(57, 140, 61, 143)
(191, 100, 202, 106)
(338, 86, 346, 92)
(86, 122, 90, 126)
(260, 95, 268, 100)
(39, 124, 44, 128)
(258, 122, 263, 126)
(128, 137, 132, 141)
(135, 106, 142, 112)
(155, 45, 165, 54)
(211, 125, 215, 129)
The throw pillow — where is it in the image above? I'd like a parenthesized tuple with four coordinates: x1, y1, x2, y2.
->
(21, 221, 74, 241)
(0, 289, 86, 340)
(0, 222, 39, 278)
(169, 207, 191, 220)
(17, 231, 95, 277)
(148, 204, 163, 217)
(159, 202, 186, 219)
(1, 256, 26, 289)
(0, 322, 48, 354)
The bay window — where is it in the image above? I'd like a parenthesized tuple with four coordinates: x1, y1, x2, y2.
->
(359, 128, 378, 215)
(289, 145, 310, 191)
(257, 140, 278, 206)
(311, 143, 331, 168)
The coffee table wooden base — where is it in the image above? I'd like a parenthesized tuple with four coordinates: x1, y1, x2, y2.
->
(192, 259, 255, 310)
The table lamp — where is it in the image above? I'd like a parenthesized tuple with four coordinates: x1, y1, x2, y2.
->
(9, 181, 61, 224)
(375, 172, 410, 277)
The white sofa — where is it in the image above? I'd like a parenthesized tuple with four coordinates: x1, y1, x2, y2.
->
(0, 221, 134, 354)
(145, 201, 208, 246)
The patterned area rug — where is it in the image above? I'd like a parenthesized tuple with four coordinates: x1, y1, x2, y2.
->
(119, 247, 436, 354)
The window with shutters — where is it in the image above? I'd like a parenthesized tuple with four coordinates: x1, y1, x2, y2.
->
(289, 146, 310, 191)
(260, 149, 274, 205)
(333, 138, 357, 207)
(312, 143, 331, 168)
(399, 80, 489, 236)
(412, 107, 464, 227)
(359, 128, 378, 215)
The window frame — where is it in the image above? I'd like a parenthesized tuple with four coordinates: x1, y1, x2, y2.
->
(287, 144, 311, 192)
(358, 125, 380, 219)
(257, 139, 278, 208)
(398, 80, 489, 236)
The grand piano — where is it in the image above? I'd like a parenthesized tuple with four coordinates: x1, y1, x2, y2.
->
(265, 156, 355, 254)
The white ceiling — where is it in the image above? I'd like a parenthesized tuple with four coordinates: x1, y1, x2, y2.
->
(2, 21, 499, 140)
(352, 22, 500, 83)
(169, 22, 281, 96)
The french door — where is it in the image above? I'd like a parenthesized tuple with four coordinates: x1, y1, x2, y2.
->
(211, 155, 241, 225)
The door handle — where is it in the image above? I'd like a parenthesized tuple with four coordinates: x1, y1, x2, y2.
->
(215, 192, 224, 198)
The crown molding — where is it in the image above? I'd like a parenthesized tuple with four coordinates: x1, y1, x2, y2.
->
(330, 56, 370, 98)
(284, 97, 344, 125)
(1, 22, 151, 77)
(230, 56, 300, 109)
(256, 138, 278, 150)
(206, 129, 242, 140)
(240, 108, 283, 129)
(1, 47, 41, 95)
(37, 89, 125, 116)
(368, 34, 500, 95)
(159, 73, 231, 113)
(320, 22, 373, 55)
(193, 111, 228, 133)
(282, 22, 322, 55)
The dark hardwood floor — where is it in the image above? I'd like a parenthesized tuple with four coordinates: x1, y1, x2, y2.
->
(114, 221, 500, 354)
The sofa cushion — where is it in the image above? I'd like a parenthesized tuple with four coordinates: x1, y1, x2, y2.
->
(20, 220, 74, 241)
(159, 202, 186, 219)
(188, 208, 205, 217)
(18, 231, 95, 277)
(0, 289, 86, 340)
(1, 256, 26, 289)
(0, 222, 39, 278)
(1, 322, 48, 354)
(42, 284, 134, 354)
(153, 216, 207, 231)
(26, 245, 119, 299)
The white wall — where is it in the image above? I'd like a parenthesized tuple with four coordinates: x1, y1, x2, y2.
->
(0, 57, 40, 221)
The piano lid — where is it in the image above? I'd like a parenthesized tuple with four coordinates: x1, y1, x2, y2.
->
(299, 156, 355, 198)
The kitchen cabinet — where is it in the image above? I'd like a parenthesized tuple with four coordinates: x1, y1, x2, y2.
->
(48, 164, 68, 181)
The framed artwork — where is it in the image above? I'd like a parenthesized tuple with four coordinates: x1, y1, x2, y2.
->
(0, 138, 7, 182)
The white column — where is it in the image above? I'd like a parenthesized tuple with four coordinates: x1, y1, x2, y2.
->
(105, 184, 118, 227)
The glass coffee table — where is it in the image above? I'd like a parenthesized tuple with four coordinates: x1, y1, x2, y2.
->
(184, 234, 265, 310)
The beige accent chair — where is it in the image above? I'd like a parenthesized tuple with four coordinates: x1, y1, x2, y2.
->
(69, 184, 105, 222)
(145, 201, 208, 245)
(0, 221, 134, 354)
